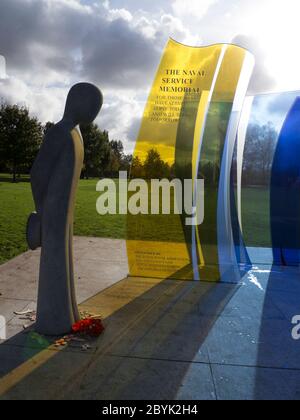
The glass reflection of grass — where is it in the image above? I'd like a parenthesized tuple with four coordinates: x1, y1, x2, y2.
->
(242, 187, 271, 248)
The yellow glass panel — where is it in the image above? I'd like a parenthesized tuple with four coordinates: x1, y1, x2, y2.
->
(127, 39, 253, 281)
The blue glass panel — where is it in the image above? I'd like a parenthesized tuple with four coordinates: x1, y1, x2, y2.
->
(271, 97, 300, 266)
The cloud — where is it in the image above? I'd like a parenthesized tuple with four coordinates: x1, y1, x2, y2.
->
(0, 0, 204, 92)
(80, 18, 161, 89)
(107, 8, 133, 22)
(81, 10, 201, 89)
(231, 34, 276, 94)
(126, 117, 142, 143)
(0, 0, 169, 152)
(172, 0, 218, 19)
(0, 56, 7, 79)
(0, 75, 68, 123)
(0, 0, 91, 76)
(97, 90, 145, 152)
(158, 14, 202, 46)
(0, 0, 290, 153)
(250, 92, 300, 133)
(268, 92, 300, 115)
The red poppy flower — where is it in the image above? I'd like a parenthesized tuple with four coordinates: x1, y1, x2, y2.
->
(72, 318, 105, 337)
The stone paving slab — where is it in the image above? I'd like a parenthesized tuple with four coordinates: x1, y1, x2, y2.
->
(212, 364, 300, 400)
(205, 315, 300, 369)
(70, 356, 217, 401)
(0, 236, 128, 305)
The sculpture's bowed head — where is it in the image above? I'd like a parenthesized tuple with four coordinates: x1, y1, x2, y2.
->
(63, 83, 103, 126)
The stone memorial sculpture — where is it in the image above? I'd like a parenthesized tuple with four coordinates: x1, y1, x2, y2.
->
(27, 83, 103, 335)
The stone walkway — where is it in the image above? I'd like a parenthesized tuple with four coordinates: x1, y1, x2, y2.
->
(0, 239, 300, 400)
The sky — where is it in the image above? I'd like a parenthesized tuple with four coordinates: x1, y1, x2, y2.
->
(1, 0, 300, 153)
(249, 92, 300, 138)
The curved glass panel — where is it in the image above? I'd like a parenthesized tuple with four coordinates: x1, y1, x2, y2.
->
(271, 98, 300, 266)
(237, 90, 300, 266)
(127, 39, 254, 281)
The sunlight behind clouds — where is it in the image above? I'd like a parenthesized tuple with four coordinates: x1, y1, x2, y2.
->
(172, 0, 218, 19)
(256, 0, 300, 91)
(230, 0, 300, 92)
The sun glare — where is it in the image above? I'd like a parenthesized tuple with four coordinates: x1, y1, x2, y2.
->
(253, 0, 300, 91)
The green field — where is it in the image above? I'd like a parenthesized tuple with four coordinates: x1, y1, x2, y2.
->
(0, 175, 126, 265)
(0, 173, 271, 265)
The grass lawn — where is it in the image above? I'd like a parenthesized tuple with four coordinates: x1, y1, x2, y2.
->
(0, 173, 271, 265)
(0, 175, 126, 265)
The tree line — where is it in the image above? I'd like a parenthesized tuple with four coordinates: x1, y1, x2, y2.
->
(241, 122, 278, 186)
(0, 102, 279, 185)
(0, 103, 133, 182)
(0, 102, 182, 182)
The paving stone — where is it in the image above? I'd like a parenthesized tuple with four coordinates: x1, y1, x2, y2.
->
(0, 241, 300, 400)
(0, 345, 94, 400)
(205, 315, 300, 369)
(212, 364, 300, 400)
(70, 355, 216, 401)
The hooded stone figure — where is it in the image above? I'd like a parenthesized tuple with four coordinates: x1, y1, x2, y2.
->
(27, 83, 103, 335)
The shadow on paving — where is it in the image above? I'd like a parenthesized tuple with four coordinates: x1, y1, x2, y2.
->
(254, 265, 300, 400)
(0, 275, 238, 400)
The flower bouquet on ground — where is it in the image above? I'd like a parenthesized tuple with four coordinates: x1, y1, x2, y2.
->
(72, 317, 105, 337)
